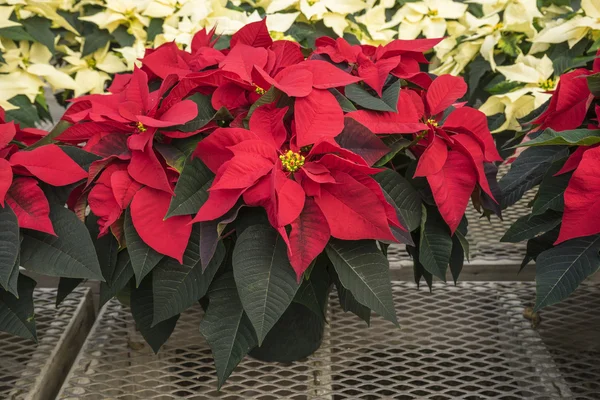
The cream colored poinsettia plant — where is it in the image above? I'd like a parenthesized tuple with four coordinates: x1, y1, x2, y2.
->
(0, 0, 598, 133)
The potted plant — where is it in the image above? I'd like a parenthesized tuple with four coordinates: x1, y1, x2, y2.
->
(500, 52, 600, 311)
(2, 20, 501, 386)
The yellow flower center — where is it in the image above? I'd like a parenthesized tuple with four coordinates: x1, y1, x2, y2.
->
(493, 22, 503, 31)
(538, 78, 556, 91)
(253, 84, 266, 95)
(428, 9, 438, 16)
(426, 118, 438, 127)
(136, 121, 147, 132)
(279, 150, 305, 173)
(86, 58, 97, 69)
(307, 0, 317, 5)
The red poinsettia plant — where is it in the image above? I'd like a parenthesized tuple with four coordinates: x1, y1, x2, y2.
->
(501, 52, 600, 312)
(41, 20, 500, 385)
(0, 107, 103, 341)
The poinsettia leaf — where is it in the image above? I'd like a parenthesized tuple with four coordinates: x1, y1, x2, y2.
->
(20, 205, 103, 280)
(293, 257, 330, 319)
(232, 224, 300, 344)
(28, 120, 71, 149)
(375, 169, 422, 231)
(152, 229, 225, 325)
(82, 26, 111, 56)
(99, 250, 134, 308)
(199, 203, 243, 270)
(345, 81, 399, 112)
(166, 156, 213, 218)
(155, 143, 186, 173)
(531, 161, 571, 216)
(374, 135, 411, 167)
(326, 238, 398, 326)
(56, 278, 83, 307)
(383, 191, 415, 245)
(199, 271, 258, 388)
(247, 86, 283, 119)
(520, 227, 560, 272)
(171, 93, 232, 133)
(329, 88, 357, 112)
(419, 207, 452, 281)
(587, 72, 600, 97)
(0, 274, 37, 341)
(293, 279, 327, 320)
(519, 129, 600, 147)
(501, 211, 562, 243)
(0, 205, 20, 297)
(335, 118, 389, 166)
(449, 235, 464, 285)
(21, 17, 55, 52)
(407, 242, 433, 291)
(131, 275, 179, 354)
(330, 266, 370, 326)
(147, 18, 164, 42)
(123, 209, 163, 286)
(535, 234, 600, 311)
(499, 146, 569, 208)
(58, 146, 102, 172)
(86, 214, 119, 282)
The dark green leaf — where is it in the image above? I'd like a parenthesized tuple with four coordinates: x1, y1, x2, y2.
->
(0, 26, 35, 42)
(331, 267, 370, 326)
(131, 275, 179, 354)
(531, 161, 570, 215)
(407, 243, 433, 291)
(535, 234, 600, 310)
(166, 156, 213, 217)
(147, 18, 164, 42)
(487, 113, 506, 132)
(374, 135, 411, 167)
(111, 26, 135, 47)
(155, 143, 186, 173)
(485, 78, 526, 95)
(501, 210, 562, 243)
(21, 17, 55, 52)
(0, 274, 36, 341)
(5, 96, 40, 128)
(152, 231, 225, 325)
(99, 250, 134, 308)
(199, 272, 257, 388)
(335, 118, 389, 165)
(82, 27, 112, 56)
(519, 128, 600, 147)
(0, 205, 20, 296)
(449, 235, 464, 284)
(467, 56, 491, 98)
(232, 225, 300, 344)
(330, 88, 357, 112)
(345, 81, 400, 112)
(520, 226, 559, 271)
(170, 93, 232, 132)
(21, 205, 103, 280)
(56, 278, 83, 307)
(123, 209, 163, 286)
(29, 120, 71, 149)
(59, 146, 102, 172)
(326, 239, 398, 325)
(499, 146, 569, 208)
(419, 207, 452, 281)
(375, 169, 422, 231)
(86, 214, 119, 281)
(247, 86, 282, 118)
(587, 72, 600, 97)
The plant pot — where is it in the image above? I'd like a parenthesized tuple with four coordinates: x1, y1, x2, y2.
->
(248, 300, 327, 363)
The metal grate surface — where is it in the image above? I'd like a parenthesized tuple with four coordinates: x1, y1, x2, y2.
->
(388, 165, 535, 267)
(59, 282, 600, 399)
(1, 288, 94, 400)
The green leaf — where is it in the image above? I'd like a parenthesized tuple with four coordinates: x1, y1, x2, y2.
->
(58, 146, 102, 172)
(199, 272, 257, 388)
(485, 79, 526, 95)
(407, 243, 433, 291)
(293, 279, 326, 320)
(99, 250, 134, 308)
(131, 275, 179, 354)
(0, 26, 35, 42)
(56, 278, 83, 307)
(293, 259, 330, 320)
(123, 209, 163, 286)
(247, 86, 283, 118)
(0, 274, 37, 341)
(419, 207, 452, 281)
(82, 28, 112, 57)
(5, 95, 40, 128)
(501, 211, 562, 243)
(330, 88, 357, 112)
(587, 72, 600, 97)
(28, 120, 71, 149)
(487, 113, 506, 132)
(374, 135, 411, 167)
(111, 25, 135, 47)
(152, 230, 225, 325)
(0, 205, 20, 297)
(155, 143, 186, 173)
(467, 56, 491, 98)
(21, 17, 55, 52)
(535, 234, 600, 311)
(499, 146, 569, 208)
(449, 235, 464, 285)
(86, 214, 119, 282)
(147, 18, 164, 42)
(519, 128, 600, 147)
(232, 224, 301, 344)
(166, 156, 213, 218)
(345, 80, 400, 112)
(326, 239, 398, 325)
(20, 205, 103, 280)
(331, 267, 370, 326)
(497, 33, 523, 57)
(531, 161, 570, 216)
(520, 227, 559, 271)
(550, 40, 591, 75)
(374, 169, 422, 231)
(170, 93, 232, 133)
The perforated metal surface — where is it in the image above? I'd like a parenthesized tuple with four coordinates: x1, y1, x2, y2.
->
(388, 165, 535, 267)
(0, 288, 92, 399)
(59, 282, 600, 399)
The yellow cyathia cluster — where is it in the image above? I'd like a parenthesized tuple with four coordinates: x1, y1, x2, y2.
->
(279, 150, 305, 172)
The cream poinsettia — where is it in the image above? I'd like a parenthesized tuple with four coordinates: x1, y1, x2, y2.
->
(354, 0, 397, 44)
(80, 0, 151, 41)
(387, 0, 467, 40)
(115, 39, 146, 70)
(534, 0, 600, 48)
(61, 43, 128, 97)
(0, 39, 77, 99)
(3, 0, 79, 33)
(479, 54, 556, 132)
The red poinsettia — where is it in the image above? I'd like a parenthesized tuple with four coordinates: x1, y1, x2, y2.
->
(193, 103, 403, 278)
(0, 107, 87, 234)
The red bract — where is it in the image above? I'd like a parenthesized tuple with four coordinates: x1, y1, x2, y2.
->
(0, 108, 87, 235)
(193, 105, 402, 278)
